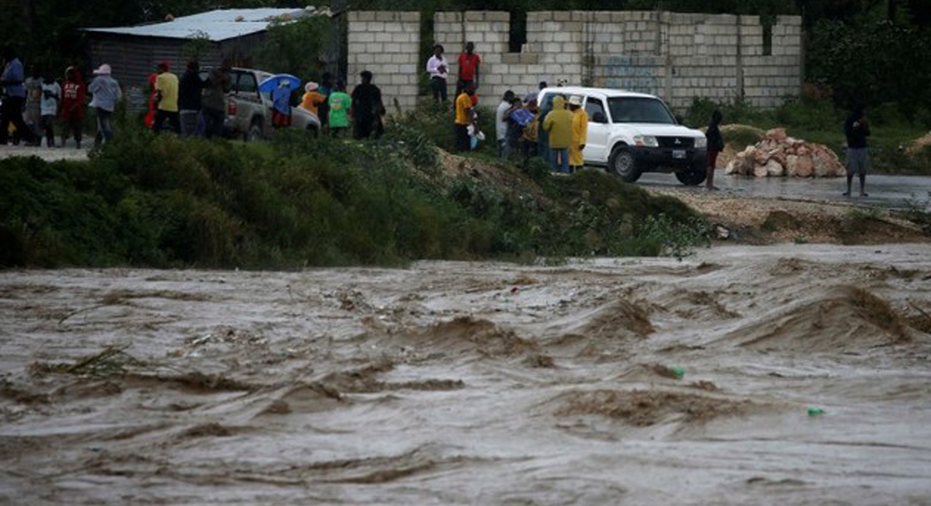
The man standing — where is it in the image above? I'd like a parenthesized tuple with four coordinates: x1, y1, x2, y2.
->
(202, 60, 231, 139)
(88, 63, 121, 146)
(495, 90, 515, 159)
(542, 96, 573, 174)
(844, 104, 870, 197)
(350, 70, 384, 140)
(567, 95, 588, 173)
(454, 82, 476, 153)
(153, 62, 180, 134)
(456, 42, 481, 96)
(178, 61, 204, 138)
(426, 44, 449, 105)
(1, 50, 37, 146)
(60, 66, 86, 149)
(705, 110, 724, 191)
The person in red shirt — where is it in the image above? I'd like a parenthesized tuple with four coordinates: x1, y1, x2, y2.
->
(60, 66, 86, 149)
(456, 41, 481, 97)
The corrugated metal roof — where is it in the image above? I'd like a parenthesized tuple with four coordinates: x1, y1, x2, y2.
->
(84, 8, 314, 42)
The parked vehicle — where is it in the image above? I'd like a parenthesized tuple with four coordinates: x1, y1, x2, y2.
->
(202, 67, 320, 141)
(537, 87, 708, 185)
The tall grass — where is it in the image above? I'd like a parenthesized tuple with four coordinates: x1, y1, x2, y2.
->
(0, 127, 705, 269)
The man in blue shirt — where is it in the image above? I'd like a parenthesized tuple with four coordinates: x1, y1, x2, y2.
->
(1, 50, 38, 145)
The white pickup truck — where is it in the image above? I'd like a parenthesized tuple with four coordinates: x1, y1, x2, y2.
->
(201, 67, 320, 141)
(538, 87, 708, 186)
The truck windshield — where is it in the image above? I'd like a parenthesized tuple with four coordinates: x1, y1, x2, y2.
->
(607, 97, 675, 124)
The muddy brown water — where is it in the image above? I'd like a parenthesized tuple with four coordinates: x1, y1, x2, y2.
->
(2, 245, 931, 505)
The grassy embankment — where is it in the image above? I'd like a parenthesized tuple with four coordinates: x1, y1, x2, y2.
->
(0, 108, 707, 269)
(684, 97, 931, 175)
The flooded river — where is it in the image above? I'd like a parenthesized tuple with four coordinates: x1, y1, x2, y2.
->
(2, 245, 931, 505)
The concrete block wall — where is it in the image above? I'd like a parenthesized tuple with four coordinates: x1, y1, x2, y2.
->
(347, 11, 420, 113)
(347, 10, 802, 112)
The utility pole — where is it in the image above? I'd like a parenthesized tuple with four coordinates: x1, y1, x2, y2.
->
(326, 0, 346, 80)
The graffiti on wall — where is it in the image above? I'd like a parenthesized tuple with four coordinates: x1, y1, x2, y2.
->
(601, 56, 661, 95)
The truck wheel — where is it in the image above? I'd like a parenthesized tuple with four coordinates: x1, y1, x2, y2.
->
(246, 123, 263, 142)
(608, 146, 641, 183)
(675, 165, 707, 186)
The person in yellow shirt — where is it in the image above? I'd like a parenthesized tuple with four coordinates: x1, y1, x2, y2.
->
(542, 95, 573, 173)
(454, 82, 476, 152)
(153, 62, 180, 134)
(568, 95, 588, 173)
(299, 81, 327, 118)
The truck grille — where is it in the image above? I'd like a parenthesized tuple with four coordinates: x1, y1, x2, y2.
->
(657, 136, 695, 148)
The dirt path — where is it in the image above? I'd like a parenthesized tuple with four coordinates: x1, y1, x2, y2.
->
(2, 245, 931, 505)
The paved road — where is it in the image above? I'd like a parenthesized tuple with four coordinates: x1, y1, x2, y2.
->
(637, 172, 931, 209)
(0, 144, 91, 162)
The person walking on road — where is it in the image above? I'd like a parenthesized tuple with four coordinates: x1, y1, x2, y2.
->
(542, 95, 573, 174)
(426, 44, 449, 105)
(178, 61, 204, 138)
(1, 50, 38, 146)
(456, 42, 481, 96)
(350, 70, 384, 140)
(844, 104, 870, 197)
(705, 110, 724, 191)
(88, 63, 121, 146)
(202, 60, 231, 139)
(495, 90, 515, 159)
(568, 95, 588, 173)
(60, 66, 86, 148)
(153, 62, 180, 134)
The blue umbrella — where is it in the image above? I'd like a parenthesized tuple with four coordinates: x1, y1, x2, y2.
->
(258, 74, 301, 93)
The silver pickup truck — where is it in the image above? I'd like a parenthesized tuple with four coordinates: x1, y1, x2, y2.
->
(202, 67, 320, 141)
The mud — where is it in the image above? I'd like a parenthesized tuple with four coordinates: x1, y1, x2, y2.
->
(2, 244, 931, 505)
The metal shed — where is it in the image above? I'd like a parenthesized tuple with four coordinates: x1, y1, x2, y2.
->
(84, 8, 312, 107)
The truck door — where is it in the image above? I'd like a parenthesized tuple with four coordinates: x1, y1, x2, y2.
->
(584, 96, 610, 164)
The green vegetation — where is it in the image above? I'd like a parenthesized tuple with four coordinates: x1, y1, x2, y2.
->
(0, 121, 706, 269)
(685, 96, 931, 174)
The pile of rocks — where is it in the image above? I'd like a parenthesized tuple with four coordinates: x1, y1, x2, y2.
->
(725, 128, 844, 178)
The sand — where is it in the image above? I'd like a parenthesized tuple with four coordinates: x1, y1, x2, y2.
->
(2, 244, 931, 505)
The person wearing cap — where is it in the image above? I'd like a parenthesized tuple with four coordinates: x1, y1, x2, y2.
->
(1, 49, 38, 146)
(568, 95, 588, 173)
(60, 66, 86, 148)
(88, 63, 122, 146)
(350, 70, 384, 139)
(299, 81, 326, 118)
(178, 61, 204, 138)
(426, 44, 449, 105)
(542, 95, 573, 174)
(153, 62, 180, 134)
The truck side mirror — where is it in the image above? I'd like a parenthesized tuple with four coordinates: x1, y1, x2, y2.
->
(593, 111, 607, 124)
(675, 114, 685, 125)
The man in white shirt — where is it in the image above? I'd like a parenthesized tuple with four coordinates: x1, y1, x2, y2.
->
(426, 44, 449, 104)
(495, 90, 515, 159)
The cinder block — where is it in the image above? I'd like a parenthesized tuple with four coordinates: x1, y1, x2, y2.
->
(400, 12, 420, 23)
(367, 21, 384, 32)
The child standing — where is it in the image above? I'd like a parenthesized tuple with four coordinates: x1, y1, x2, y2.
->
(326, 81, 351, 137)
(39, 72, 61, 147)
(60, 66, 86, 149)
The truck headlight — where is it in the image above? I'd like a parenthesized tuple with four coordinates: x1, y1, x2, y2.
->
(695, 136, 707, 149)
(634, 135, 659, 148)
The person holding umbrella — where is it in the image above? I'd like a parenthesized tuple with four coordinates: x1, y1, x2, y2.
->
(258, 74, 300, 130)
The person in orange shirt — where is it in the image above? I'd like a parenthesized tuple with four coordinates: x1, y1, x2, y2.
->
(299, 81, 326, 119)
(454, 81, 476, 152)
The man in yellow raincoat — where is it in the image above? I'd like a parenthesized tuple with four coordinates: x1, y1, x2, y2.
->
(568, 95, 588, 173)
(542, 95, 573, 174)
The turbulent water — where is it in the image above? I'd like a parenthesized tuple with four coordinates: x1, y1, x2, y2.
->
(2, 245, 931, 505)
